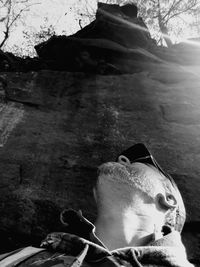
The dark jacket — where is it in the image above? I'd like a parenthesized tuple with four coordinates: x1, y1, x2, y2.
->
(0, 210, 193, 267)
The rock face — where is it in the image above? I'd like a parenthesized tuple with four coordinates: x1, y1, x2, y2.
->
(0, 62, 200, 265)
(170, 38, 200, 65)
(1, 2, 200, 74)
(34, 2, 154, 73)
(71, 2, 151, 48)
(0, 2, 200, 266)
(0, 2, 156, 73)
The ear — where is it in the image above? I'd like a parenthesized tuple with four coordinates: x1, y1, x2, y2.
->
(155, 193, 177, 211)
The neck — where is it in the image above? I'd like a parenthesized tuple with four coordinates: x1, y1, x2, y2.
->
(94, 206, 162, 250)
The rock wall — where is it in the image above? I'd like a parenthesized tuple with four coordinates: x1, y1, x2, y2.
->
(0, 63, 200, 265)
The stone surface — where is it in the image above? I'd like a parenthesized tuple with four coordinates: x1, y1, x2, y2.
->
(72, 2, 151, 48)
(1, 3, 200, 74)
(170, 38, 200, 65)
(0, 63, 200, 263)
(0, 2, 155, 73)
(0, 0, 156, 74)
(34, 2, 154, 73)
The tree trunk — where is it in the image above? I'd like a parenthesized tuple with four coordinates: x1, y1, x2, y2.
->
(0, 29, 9, 48)
(158, 17, 173, 47)
(157, 0, 173, 47)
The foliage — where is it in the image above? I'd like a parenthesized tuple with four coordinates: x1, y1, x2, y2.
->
(6, 17, 56, 57)
(135, 0, 200, 46)
(1, 0, 200, 56)
(23, 18, 56, 57)
(0, 0, 40, 49)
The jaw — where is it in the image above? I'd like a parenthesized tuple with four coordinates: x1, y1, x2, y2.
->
(95, 207, 157, 249)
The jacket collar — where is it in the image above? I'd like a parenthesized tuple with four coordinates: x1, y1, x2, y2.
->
(60, 209, 184, 250)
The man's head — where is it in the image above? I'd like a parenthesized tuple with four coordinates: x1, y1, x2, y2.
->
(94, 144, 186, 234)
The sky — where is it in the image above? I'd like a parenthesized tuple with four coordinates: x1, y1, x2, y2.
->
(26, 1, 81, 34)
(1, 0, 92, 55)
(1, 0, 200, 56)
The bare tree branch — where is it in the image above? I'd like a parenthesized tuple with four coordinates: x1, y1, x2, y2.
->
(162, 0, 179, 21)
(0, 0, 41, 48)
(166, 1, 199, 23)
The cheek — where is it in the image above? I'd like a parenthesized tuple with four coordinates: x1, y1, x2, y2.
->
(93, 188, 97, 202)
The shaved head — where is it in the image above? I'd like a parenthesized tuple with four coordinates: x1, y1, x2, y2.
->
(97, 162, 174, 200)
(95, 161, 185, 231)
